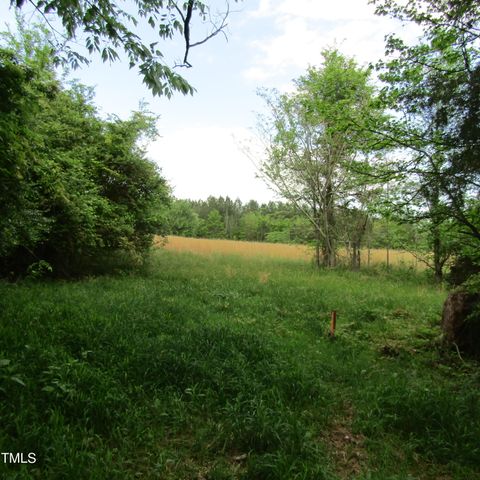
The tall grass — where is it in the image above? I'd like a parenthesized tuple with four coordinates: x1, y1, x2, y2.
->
(0, 249, 477, 479)
(162, 235, 426, 270)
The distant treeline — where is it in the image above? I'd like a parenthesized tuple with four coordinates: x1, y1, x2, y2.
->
(167, 196, 429, 253)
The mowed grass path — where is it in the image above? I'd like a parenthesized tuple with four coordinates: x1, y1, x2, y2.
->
(0, 249, 478, 479)
(161, 235, 425, 269)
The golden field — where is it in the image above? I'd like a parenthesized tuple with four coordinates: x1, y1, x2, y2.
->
(156, 236, 424, 269)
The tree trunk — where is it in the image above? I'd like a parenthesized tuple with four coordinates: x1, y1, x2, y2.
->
(324, 180, 336, 267)
(425, 182, 444, 282)
(442, 291, 480, 358)
(313, 205, 322, 268)
(351, 214, 368, 270)
(352, 241, 360, 270)
(386, 215, 390, 270)
(432, 226, 443, 283)
(315, 240, 321, 268)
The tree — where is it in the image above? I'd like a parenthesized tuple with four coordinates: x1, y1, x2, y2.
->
(370, 0, 480, 281)
(168, 199, 199, 236)
(201, 209, 224, 238)
(369, 0, 480, 353)
(239, 211, 267, 241)
(10, 0, 236, 97)
(0, 26, 170, 276)
(258, 49, 383, 267)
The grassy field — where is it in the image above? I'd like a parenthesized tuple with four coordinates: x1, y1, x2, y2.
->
(161, 236, 425, 269)
(0, 248, 479, 479)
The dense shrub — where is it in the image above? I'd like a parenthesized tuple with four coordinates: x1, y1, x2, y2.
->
(0, 28, 169, 277)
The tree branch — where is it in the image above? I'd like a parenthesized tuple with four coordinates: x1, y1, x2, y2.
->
(176, 1, 229, 68)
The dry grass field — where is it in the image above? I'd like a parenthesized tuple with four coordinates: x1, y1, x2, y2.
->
(157, 236, 424, 269)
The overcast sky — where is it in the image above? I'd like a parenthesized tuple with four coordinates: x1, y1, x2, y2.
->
(1, 0, 419, 203)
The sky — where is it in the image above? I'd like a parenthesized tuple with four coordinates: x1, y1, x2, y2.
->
(1, 0, 420, 203)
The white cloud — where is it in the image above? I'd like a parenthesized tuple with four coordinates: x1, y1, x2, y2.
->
(252, 0, 375, 21)
(244, 0, 421, 85)
(148, 125, 275, 202)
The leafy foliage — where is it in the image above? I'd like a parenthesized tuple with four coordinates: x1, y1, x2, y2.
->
(0, 27, 170, 277)
(258, 49, 385, 267)
(371, 0, 480, 280)
(11, 0, 236, 97)
(167, 199, 200, 237)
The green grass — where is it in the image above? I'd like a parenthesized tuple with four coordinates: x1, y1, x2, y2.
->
(0, 249, 479, 479)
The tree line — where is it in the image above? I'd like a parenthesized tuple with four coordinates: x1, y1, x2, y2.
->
(167, 196, 436, 266)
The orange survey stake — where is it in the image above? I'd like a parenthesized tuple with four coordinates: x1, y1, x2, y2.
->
(330, 310, 337, 337)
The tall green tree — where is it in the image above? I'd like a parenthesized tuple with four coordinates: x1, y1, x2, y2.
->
(239, 211, 267, 241)
(201, 209, 224, 238)
(0, 26, 170, 276)
(258, 49, 383, 267)
(168, 199, 200, 236)
(371, 0, 480, 281)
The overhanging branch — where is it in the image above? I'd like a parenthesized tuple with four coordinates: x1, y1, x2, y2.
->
(175, 0, 229, 68)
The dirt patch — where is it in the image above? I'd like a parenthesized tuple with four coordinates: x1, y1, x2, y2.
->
(325, 409, 367, 479)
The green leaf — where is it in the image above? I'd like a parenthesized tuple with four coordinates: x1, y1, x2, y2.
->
(10, 376, 26, 387)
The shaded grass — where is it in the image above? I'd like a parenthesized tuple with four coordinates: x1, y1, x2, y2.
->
(0, 248, 478, 479)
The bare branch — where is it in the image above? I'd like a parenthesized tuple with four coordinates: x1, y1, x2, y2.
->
(176, 1, 230, 68)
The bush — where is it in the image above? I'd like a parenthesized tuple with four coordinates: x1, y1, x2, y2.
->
(0, 30, 170, 277)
